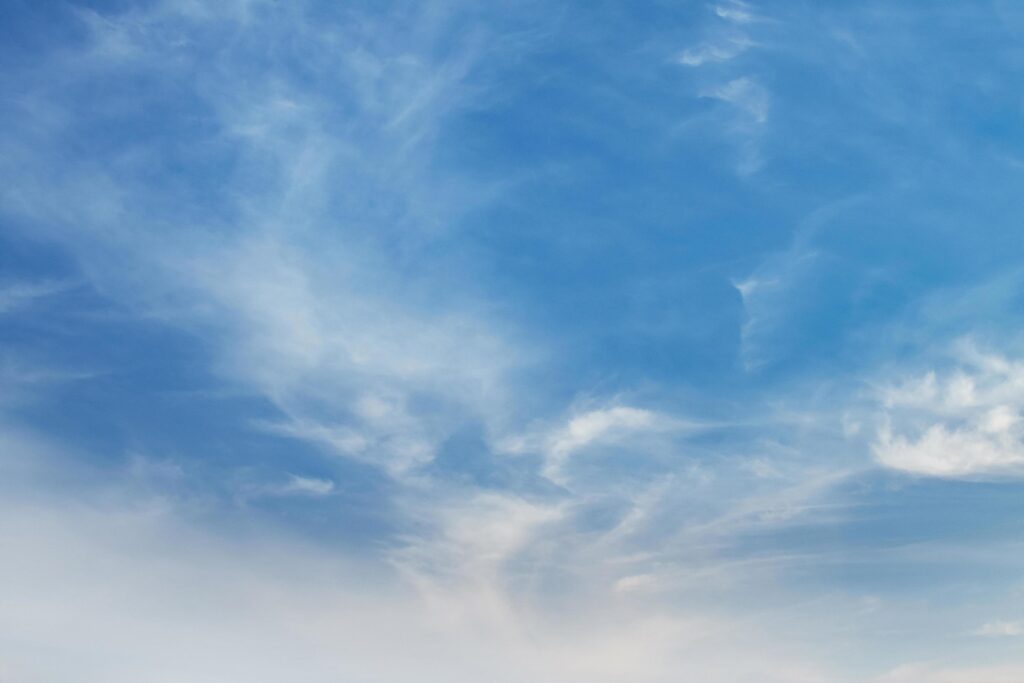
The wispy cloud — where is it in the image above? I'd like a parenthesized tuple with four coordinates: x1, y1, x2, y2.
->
(698, 75, 771, 173)
(5, 0, 1024, 679)
(509, 403, 692, 485)
(242, 474, 337, 499)
(0, 280, 70, 314)
(0, 0, 529, 483)
(701, 76, 769, 124)
(677, 35, 753, 67)
(714, 3, 759, 26)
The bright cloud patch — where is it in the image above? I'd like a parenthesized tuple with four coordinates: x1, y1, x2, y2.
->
(874, 346, 1024, 479)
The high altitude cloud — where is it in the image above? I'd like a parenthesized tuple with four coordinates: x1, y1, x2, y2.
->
(500, 404, 689, 485)
(677, 36, 753, 67)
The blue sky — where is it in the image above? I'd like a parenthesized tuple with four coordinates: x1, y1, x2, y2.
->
(3, 1, 1024, 680)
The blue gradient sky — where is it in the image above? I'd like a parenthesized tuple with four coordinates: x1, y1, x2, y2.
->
(3, 1, 1024, 681)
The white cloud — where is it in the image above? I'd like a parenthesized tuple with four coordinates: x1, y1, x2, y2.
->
(392, 490, 564, 594)
(0, 0, 528, 481)
(701, 76, 770, 123)
(731, 275, 777, 300)
(873, 344, 1024, 479)
(550, 406, 666, 458)
(613, 572, 661, 594)
(875, 422, 1024, 478)
(714, 4, 757, 25)
(712, 1, 769, 26)
(502, 404, 689, 485)
(698, 75, 771, 175)
(270, 474, 336, 497)
(677, 36, 753, 66)
(731, 272, 790, 370)
(731, 249, 820, 370)
(974, 620, 1024, 638)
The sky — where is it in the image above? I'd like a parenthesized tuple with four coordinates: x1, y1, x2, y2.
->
(2, 1, 1024, 681)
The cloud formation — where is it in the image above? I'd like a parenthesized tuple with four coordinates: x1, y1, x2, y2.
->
(3, 0, 1024, 680)
(874, 344, 1024, 478)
